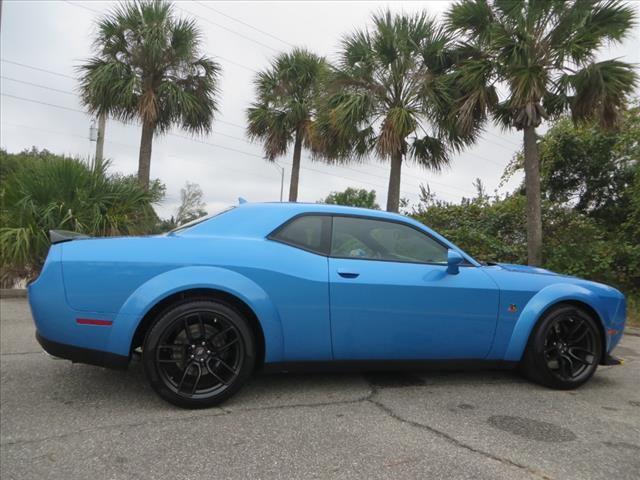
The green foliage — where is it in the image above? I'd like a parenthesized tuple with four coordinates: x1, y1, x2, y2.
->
(446, 0, 638, 131)
(79, 0, 220, 133)
(321, 188, 380, 209)
(247, 48, 329, 160)
(411, 191, 627, 290)
(0, 148, 163, 286)
(537, 106, 640, 227)
(312, 10, 478, 168)
(499, 105, 640, 291)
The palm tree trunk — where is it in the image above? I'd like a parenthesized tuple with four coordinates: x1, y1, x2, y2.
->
(523, 125, 542, 266)
(386, 150, 403, 212)
(288, 130, 303, 202)
(138, 120, 155, 190)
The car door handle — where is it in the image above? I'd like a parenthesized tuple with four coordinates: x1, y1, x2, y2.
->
(337, 270, 360, 279)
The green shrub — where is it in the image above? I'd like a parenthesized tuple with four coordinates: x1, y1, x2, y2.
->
(411, 192, 631, 292)
(0, 148, 164, 286)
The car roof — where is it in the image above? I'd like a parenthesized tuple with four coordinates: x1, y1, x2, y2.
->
(173, 201, 481, 266)
(248, 201, 409, 218)
(176, 201, 409, 237)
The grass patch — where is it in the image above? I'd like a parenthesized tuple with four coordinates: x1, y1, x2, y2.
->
(627, 295, 640, 328)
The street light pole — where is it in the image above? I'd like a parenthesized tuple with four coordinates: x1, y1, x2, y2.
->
(273, 162, 285, 202)
(95, 112, 106, 161)
(89, 113, 107, 162)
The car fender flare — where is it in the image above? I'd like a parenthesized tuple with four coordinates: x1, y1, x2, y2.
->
(503, 283, 606, 362)
(106, 266, 284, 361)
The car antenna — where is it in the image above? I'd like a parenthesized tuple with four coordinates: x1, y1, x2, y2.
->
(238, 197, 248, 204)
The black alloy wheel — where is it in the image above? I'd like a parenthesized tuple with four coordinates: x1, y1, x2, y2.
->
(143, 300, 255, 408)
(522, 305, 602, 389)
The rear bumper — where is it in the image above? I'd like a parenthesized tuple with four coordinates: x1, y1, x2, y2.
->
(36, 331, 129, 370)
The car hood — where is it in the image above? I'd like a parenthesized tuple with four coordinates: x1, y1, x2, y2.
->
(494, 263, 560, 276)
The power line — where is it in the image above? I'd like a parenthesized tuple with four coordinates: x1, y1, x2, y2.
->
(484, 129, 521, 148)
(1, 92, 88, 114)
(1, 75, 77, 96)
(58, 2, 260, 75)
(51, 4, 509, 173)
(175, 5, 282, 54)
(0, 92, 475, 199)
(1, 120, 137, 150)
(0, 93, 428, 199)
(0, 59, 76, 79)
(1, 75, 251, 142)
(0, 121, 282, 184)
(194, 1, 295, 48)
(61, 0, 100, 15)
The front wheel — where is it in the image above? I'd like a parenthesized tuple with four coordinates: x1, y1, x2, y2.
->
(522, 305, 602, 390)
(143, 300, 255, 408)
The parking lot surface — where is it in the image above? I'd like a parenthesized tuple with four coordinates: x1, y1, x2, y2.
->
(1, 297, 639, 479)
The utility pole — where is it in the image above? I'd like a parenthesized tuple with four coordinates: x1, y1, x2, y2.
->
(95, 112, 106, 161)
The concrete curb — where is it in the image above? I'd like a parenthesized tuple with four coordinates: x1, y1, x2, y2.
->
(0, 289, 27, 298)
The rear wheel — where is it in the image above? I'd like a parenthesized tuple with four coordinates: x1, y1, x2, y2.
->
(143, 300, 255, 408)
(522, 305, 601, 389)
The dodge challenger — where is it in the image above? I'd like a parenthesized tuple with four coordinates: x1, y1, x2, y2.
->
(28, 201, 626, 408)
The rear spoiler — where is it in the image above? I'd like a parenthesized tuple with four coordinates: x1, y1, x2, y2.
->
(49, 230, 90, 244)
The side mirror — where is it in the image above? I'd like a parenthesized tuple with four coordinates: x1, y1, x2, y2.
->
(446, 250, 464, 275)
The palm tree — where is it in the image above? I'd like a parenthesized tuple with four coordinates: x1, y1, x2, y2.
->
(447, 0, 637, 266)
(311, 11, 480, 213)
(78, 0, 221, 189)
(247, 48, 329, 202)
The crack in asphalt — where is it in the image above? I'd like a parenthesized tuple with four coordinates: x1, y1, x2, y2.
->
(365, 389, 552, 480)
(0, 390, 376, 448)
(1, 377, 551, 480)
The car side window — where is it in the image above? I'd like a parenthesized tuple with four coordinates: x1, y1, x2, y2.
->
(271, 215, 330, 254)
(331, 216, 448, 264)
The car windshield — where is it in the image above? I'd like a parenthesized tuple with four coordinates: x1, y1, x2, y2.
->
(167, 206, 235, 234)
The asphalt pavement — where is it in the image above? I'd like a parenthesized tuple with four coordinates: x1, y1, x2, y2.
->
(1, 297, 639, 479)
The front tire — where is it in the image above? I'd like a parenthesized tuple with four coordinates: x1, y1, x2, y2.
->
(143, 299, 255, 408)
(522, 304, 602, 390)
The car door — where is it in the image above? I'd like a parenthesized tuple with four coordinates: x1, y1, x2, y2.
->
(328, 215, 499, 360)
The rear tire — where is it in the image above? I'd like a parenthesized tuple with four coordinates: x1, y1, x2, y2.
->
(522, 304, 601, 390)
(143, 299, 255, 408)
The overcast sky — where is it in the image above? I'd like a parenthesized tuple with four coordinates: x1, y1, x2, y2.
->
(1, 0, 639, 218)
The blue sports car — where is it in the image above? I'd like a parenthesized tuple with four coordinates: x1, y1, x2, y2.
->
(29, 201, 626, 408)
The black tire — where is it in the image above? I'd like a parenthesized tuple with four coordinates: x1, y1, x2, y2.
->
(142, 299, 255, 408)
(522, 304, 602, 390)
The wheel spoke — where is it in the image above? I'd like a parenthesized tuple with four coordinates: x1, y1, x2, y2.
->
(156, 309, 245, 398)
(207, 326, 233, 342)
(177, 362, 194, 392)
(184, 319, 195, 342)
(217, 337, 239, 354)
(567, 319, 584, 341)
(214, 356, 238, 375)
(198, 313, 206, 340)
(557, 355, 569, 379)
(569, 327, 589, 344)
(568, 347, 595, 366)
(191, 362, 203, 395)
(156, 344, 184, 363)
(206, 359, 229, 385)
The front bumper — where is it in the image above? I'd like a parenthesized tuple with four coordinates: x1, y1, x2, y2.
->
(36, 331, 129, 370)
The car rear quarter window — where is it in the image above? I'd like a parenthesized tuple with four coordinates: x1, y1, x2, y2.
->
(270, 215, 331, 255)
(331, 216, 447, 264)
